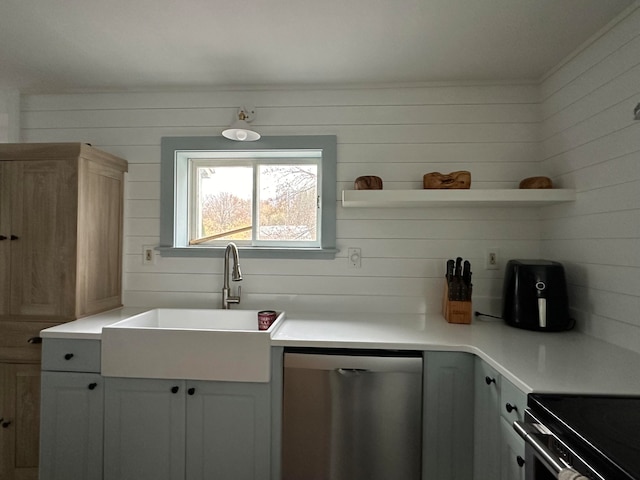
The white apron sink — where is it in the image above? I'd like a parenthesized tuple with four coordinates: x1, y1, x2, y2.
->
(101, 309, 285, 383)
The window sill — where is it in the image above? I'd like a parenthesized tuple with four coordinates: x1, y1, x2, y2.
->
(157, 246, 339, 259)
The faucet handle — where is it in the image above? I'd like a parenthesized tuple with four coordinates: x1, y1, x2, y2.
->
(237, 286, 242, 301)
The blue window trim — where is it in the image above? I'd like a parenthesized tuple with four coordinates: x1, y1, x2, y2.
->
(159, 135, 337, 259)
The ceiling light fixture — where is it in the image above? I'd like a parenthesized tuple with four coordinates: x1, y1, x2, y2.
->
(222, 107, 261, 141)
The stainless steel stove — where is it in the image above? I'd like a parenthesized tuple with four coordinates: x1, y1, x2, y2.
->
(515, 393, 640, 480)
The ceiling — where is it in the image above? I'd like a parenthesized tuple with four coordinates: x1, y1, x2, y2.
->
(0, 0, 634, 93)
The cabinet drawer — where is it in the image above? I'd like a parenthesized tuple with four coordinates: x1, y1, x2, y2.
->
(500, 418, 526, 480)
(500, 377, 527, 424)
(42, 338, 101, 372)
(0, 321, 59, 362)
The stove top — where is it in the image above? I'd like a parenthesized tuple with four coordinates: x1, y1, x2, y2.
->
(529, 394, 640, 480)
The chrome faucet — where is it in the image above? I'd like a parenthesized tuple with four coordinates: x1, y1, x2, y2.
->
(222, 242, 242, 309)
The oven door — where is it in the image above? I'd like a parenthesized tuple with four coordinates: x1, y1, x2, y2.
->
(514, 413, 604, 480)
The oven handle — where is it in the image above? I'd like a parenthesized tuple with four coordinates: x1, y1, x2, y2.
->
(513, 420, 568, 475)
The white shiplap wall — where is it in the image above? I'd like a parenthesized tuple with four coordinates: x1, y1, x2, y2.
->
(21, 85, 542, 315)
(540, 5, 640, 352)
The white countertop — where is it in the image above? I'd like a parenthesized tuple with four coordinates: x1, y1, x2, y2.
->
(41, 308, 640, 396)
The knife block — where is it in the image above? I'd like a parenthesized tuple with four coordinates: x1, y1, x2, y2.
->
(442, 281, 472, 324)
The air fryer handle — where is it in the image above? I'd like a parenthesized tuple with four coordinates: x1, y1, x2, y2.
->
(538, 298, 546, 328)
(535, 281, 547, 328)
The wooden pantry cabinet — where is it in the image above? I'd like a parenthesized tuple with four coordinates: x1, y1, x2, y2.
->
(0, 143, 127, 480)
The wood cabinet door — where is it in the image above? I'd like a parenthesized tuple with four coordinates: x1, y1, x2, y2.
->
(104, 377, 186, 480)
(186, 381, 271, 480)
(0, 163, 10, 316)
(9, 160, 78, 318)
(76, 158, 124, 316)
(0, 363, 41, 480)
(39, 372, 104, 480)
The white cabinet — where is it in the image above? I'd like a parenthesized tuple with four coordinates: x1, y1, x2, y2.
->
(500, 419, 525, 480)
(104, 377, 271, 480)
(473, 357, 501, 480)
(499, 377, 527, 480)
(473, 358, 527, 480)
(423, 352, 474, 480)
(40, 372, 103, 480)
(39, 339, 104, 480)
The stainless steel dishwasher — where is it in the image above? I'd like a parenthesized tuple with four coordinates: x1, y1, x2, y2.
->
(282, 348, 423, 480)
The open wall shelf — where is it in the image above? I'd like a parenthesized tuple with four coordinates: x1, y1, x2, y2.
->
(341, 189, 576, 208)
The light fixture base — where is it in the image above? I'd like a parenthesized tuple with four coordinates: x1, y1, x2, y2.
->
(239, 106, 256, 122)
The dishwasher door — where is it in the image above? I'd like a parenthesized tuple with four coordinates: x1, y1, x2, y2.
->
(282, 350, 423, 480)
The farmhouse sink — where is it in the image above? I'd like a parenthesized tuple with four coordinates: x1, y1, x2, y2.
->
(101, 308, 285, 382)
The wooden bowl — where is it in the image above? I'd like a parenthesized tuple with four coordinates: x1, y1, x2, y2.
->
(423, 171, 471, 189)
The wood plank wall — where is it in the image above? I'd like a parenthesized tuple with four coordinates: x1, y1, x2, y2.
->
(540, 5, 640, 352)
(21, 84, 542, 316)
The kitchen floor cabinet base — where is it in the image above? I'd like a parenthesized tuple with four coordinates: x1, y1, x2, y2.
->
(104, 377, 271, 480)
(39, 372, 103, 480)
(0, 363, 41, 480)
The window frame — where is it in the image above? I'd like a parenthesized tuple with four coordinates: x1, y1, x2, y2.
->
(159, 135, 337, 259)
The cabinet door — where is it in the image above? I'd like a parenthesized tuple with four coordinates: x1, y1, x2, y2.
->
(76, 158, 125, 316)
(0, 163, 9, 315)
(40, 372, 103, 480)
(9, 160, 78, 317)
(0, 363, 41, 480)
(186, 381, 271, 480)
(500, 418, 525, 480)
(473, 358, 501, 480)
(422, 352, 474, 480)
(104, 377, 186, 480)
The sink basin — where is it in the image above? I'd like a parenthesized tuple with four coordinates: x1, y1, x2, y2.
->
(101, 309, 285, 382)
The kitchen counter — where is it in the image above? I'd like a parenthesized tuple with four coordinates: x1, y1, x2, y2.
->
(41, 308, 640, 396)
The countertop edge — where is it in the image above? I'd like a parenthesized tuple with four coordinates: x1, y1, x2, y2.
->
(40, 308, 640, 396)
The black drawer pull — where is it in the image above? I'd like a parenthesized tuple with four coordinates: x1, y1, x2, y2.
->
(2, 420, 11, 428)
(485, 376, 496, 385)
(0, 235, 6, 241)
(27, 336, 42, 344)
(64, 353, 74, 360)
(10, 235, 19, 240)
(505, 403, 518, 413)
(171, 386, 179, 394)
(516, 455, 525, 467)
(187, 388, 195, 396)
(88, 383, 98, 390)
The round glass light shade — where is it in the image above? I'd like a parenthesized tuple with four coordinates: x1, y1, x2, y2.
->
(222, 119, 261, 141)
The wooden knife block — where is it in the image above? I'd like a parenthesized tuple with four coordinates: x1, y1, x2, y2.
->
(442, 281, 472, 324)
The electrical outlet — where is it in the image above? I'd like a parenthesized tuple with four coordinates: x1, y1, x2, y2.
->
(485, 248, 500, 270)
(348, 247, 361, 268)
(143, 245, 156, 265)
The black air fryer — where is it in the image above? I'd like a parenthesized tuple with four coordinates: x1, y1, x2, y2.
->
(502, 259, 573, 331)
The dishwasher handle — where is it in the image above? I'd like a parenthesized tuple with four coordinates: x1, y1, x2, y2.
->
(337, 368, 370, 376)
(284, 352, 422, 373)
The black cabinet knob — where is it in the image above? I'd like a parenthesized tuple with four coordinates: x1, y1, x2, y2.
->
(171, 386, 179, 394)
(64, 353, 74, 360)
(0, 235, 6, 241)
(10, 235, 19, 240)
(88, 383, 98, 390)
(516, 455, 525, 467)
(187, 388, 195, 396)
(2, 420, 11, 428)
(505, 403, 518, 413)
(27, 336, 42, 344)
(485, 376, 496, 385)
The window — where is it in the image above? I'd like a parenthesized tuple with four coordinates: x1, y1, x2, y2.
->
(160, 136, 337, 259)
